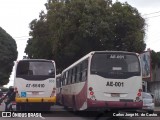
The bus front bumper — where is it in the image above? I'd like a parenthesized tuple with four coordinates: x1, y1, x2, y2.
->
(15, 97, 56, 103)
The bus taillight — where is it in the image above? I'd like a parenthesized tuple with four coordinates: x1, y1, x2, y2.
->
(137, 89, 142, 97)
(90, 91, 94, 95)
(138, 89, 142, 92)
(89, 87, 93, 91)
(14, 87, 20, 97)
(53, 88, 56, 91)
(137, 92, 141, 96)
(51, 87, 56, 97)
(89, 87, 96, 99)
(14, 87, 18, 93)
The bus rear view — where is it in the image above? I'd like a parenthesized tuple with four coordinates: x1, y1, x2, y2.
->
(88, 51, 143, 111)
(14, 59, 56, 111)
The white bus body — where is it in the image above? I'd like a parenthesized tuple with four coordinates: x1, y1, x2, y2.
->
(14, 59, 56, 111)
(56, 74, 62, 105)
(60, 51, 143, 111)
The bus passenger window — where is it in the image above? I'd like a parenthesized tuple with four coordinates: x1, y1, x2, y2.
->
(67, 70, 72, 85)
(82, 59, 88, 81)
(76, 64, 81, 83)
(79, 63, 83, 82)
(70, 69, 73, 84)
(72, 68, 76, 84)
(74, 67, 77, 83)
(62, 73, 66, 86)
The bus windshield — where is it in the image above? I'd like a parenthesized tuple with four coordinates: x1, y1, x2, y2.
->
(16, 60, 55, 80)
(90, 53, 140, 79)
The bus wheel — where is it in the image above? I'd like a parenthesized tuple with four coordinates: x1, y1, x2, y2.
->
(16, 103, 20, 111)
(43, 105, 51, 111)
(111, 110, 118, 114)
(62, 96, 67, 109)
(72, 96, 77, 112)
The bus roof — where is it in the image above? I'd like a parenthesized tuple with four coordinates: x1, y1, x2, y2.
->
(17, 59, 55, 62)
(62, 51, 138, 73)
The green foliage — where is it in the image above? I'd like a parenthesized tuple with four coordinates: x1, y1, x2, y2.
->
(151, 50, 160, 69)
(25, 0, 146, 72)
(25, 16, 53, 59)
(0, 87, 9, 92)
(0, 27, 18, 85)
(109, 2, 146, 52)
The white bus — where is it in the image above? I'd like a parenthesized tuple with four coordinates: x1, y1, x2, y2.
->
(56, 74, 62, 105)
(60, 51, 143, 111)
(14, 59, 56, 111)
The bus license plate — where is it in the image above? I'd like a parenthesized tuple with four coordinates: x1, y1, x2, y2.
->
(111, 93, 120, 97)
(32, 91, 39, 95)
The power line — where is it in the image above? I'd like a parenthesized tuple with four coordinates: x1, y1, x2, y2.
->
(15, 39, 30, 41)
(13, 36, 30, 38)
(147, 39, 160, 44)
(144, 14, 160, 19)
(143, 10, 160, 16)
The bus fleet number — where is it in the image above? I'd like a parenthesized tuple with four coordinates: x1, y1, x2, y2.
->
(106, 81, 124, 87)
(26, 84, 45, 88)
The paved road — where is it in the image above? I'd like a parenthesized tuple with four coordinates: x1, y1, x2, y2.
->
(0, 103, 160, 120)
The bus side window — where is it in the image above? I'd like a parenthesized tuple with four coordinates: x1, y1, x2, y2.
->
(79, 63, 83, 82)
(74, 66, 77, 83)
(59, 79, 62, 87)
(56, 78, 60, 88)
(82, 59, 88, 81)
(62, 74, 64, 86)
(57, 77, 61, 88)
(62, 72, 66, 86)
(70, 69, 73, 84)
(67, 70, 72, 85)
(66, 71, 69, 85)
(72, 67, 76, 84)
(56, 79, 58, 88)
(76, 64, 80, 83)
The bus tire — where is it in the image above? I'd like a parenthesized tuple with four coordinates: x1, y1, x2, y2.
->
(72, 96, 77, 111)
(62, 96, 68, 109)
(44, 105, 51, 111)
(16, 103, 20, 111)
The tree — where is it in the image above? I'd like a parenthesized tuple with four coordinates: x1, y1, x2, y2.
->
(25, 14, 53, 59)
(107, 2, 146, 52)
(25, 0, 146, 72)
(0, 27, 18, 85)
(151, 50, 160, 69)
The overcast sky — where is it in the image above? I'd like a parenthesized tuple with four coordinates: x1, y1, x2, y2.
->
(114, 0, 160, 52)
(0, 0, 47, 60)
(0, 0, 47, 87)
(1, 0, 160, 87)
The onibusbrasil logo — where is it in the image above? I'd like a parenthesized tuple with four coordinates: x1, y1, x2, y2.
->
(1, 112, 45, 119)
